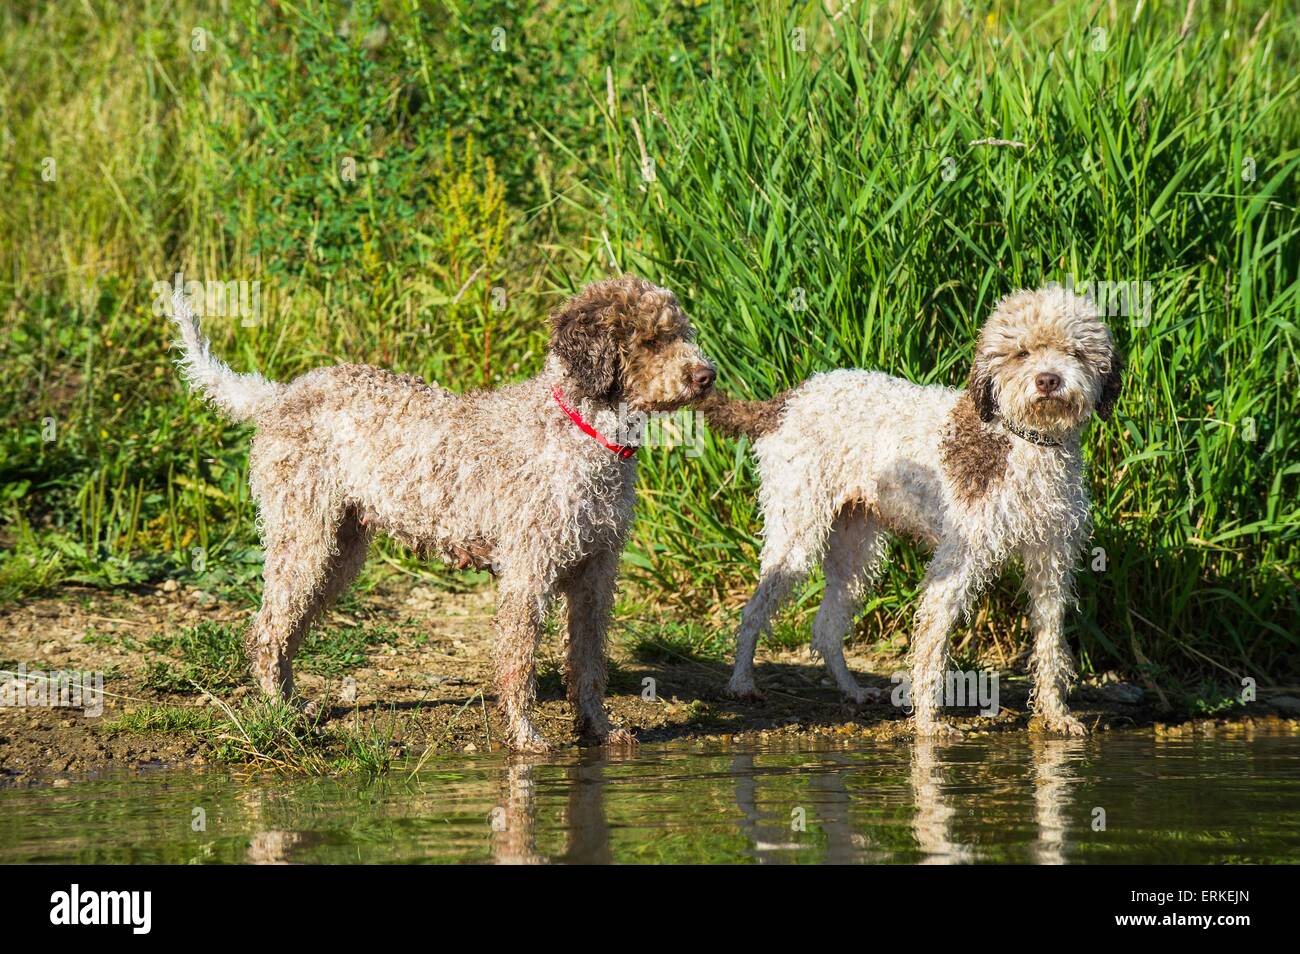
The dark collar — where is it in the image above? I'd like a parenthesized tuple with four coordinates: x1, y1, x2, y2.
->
(1001, 418, 1065, 448)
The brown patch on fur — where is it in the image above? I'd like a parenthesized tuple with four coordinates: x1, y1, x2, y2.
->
(549, 288, 623, 398)
(966, 353, 998, 423)
(941, 392, 1011, 504)
(1097, 351, 1124, 420)
(700, 390, 791, 439)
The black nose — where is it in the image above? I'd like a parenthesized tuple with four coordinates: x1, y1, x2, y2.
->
(1035, 372, 1061, 395)
(691, 365, 715, 390)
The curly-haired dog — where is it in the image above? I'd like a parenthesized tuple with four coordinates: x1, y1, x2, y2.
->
(171, 275, 715, 752)
(703, 287, 1122, 736)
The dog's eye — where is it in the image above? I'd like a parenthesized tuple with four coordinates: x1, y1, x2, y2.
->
(1015, 350, 1030, 359)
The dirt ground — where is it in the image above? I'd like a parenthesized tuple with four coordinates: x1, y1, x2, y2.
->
(2, 578, 1297, 784)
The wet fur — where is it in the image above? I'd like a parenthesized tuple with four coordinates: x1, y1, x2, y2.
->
(699, 390, 791, 439)
(171, 275, 714, 753)
(717, 287, 1123, 737)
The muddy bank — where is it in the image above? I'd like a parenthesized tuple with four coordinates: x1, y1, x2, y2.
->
(1, 580, 1297, 784)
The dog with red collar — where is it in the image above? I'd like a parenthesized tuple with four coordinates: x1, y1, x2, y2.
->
(171, 275, 715, 752)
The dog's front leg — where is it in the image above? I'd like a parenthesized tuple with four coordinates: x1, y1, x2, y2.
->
(561, 548, 635, 747)
(909, 542, 979, 737)
(1023, 546, 1085, 736)
(493, 578, 552, 754)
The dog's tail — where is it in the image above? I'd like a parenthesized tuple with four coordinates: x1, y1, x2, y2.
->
(169, 286, 281, 423)
(698, 389, 791, 440)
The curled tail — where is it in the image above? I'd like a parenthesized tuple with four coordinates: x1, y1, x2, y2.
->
(698, 389, 791, 439)
(169, 285, 281, 422)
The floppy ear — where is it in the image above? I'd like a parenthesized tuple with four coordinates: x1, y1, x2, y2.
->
(1097, 350, 1124, 421)
(967, 351, 997, 423)
(550, 301, 618, 398)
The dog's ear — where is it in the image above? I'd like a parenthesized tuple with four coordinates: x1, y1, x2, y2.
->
(550, 298, 619, 398)
(1097, 350, 1124, 421)
(967, 351, 998, 423)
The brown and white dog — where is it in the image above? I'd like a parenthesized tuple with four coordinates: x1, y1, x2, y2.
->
(172, 275, 715, 752)
(703, 287, 1123, 736)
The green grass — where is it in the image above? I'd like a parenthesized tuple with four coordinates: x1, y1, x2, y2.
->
(209, 698, 395, 776)
(103, 704, 222, 734)
(144, 621, 247, 693)
(142, 619, 395, 693)
(106, 699, 398, 776)
(623, 617, 732, 665)
(300, 624, 399, 676)
(1, 0, 1297, 699)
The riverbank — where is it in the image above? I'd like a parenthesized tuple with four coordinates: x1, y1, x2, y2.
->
(2, 580, 1297, 785)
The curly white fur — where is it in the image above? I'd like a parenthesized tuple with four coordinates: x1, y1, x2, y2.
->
(719, 287, 1123, 737)
(169, 287, 280, 422)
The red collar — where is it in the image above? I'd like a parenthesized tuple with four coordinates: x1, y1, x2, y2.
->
(552, 386, 636, 460)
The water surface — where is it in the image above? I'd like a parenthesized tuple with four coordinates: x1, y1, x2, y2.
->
(2, 734, 1297, 863)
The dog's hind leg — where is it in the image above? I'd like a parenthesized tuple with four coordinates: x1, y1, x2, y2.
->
(811, 505, 887, 704)
(287, 508, 373, 673)
(726, 501, 831, 700)
(493, 571, 554, 754)
(726, 562, 807, 700)
(560, 547, 632, 746)
(246, 476, 366, 702)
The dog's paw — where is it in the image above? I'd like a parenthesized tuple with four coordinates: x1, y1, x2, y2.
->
(1034, 714, 1088, 737)
(508, 722, 553, 755)
(575, 712, 637, 749)
(282, 695, 323, 723)
(299, 698, 324, 719)
(913, 719, 964, 740)
(514, 734, 553, 755)
(725, 678, 765, 703)
(846, 685, 888, 706)
(602, 727, 638, 748)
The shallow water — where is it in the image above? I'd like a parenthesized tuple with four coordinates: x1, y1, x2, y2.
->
(2, 733, 1298, 864)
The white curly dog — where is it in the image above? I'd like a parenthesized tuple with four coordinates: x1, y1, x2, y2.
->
(703, 287, 1123, 736)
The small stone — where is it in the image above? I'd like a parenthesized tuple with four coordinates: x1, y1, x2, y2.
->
(51, 778, 71, 788)
(462, 742, 478, 753)
(162, 579, 179, 593)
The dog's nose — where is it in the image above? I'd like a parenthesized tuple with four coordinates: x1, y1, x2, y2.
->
(1035, 372, 1061, 395)
(691, 365, 716, 390)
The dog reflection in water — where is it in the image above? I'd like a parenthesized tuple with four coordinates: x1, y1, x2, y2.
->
(491, 750, 619, 865)
(729, 741, 1084, 864)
